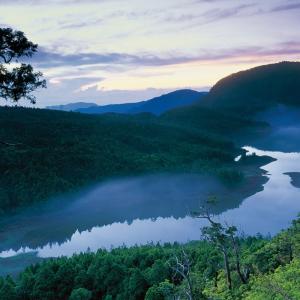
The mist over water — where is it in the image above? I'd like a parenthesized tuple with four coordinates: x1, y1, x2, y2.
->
(0, 173, 250, 254)
(1, 147, 300, 260)
(1, 106, 300, 276)
(252, 105, 300, 151)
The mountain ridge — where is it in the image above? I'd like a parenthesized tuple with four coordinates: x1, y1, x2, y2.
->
(47, 89, 207, 115)
(201, 61, 300, 114)
(46, 102, 98, 111)
(77, 89, 206, 115)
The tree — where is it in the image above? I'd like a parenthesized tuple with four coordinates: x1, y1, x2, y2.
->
(69, 288, 92, 300)
(0, 277, 17, 300)
(200, 215, 233, 290)
(226, 225, 250, 284)
(128, 269, 148, 300)
(168, 250, 194, 300)
(192, 197, 250, 291)
(0, 27, 46, 104)
(145, 281, 178, 300)
(245, 259, 300, 300)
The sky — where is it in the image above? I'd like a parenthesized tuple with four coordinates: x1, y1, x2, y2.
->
(0, 0, 300, 107)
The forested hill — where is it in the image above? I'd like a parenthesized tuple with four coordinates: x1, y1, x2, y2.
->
(201, 61, 300, 114)
(162, 61, 300, 130)
(0, 106, 243, 213)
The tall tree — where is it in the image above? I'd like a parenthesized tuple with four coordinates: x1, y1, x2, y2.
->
(0, 27, 46, 104)
(192, 197, 250, 290)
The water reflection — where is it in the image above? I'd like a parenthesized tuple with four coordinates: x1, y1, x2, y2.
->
(0, 172, 264, 253)
(0, 146, 300, 276)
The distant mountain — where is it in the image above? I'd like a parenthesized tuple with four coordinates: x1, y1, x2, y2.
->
(76, 89, 207, 115)
(77, 102, 142, 114)
(46, 102, 98, 111)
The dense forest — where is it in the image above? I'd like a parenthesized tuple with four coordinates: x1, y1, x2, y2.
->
(0, 214, 298, 300)
(0, 105, 252, 213)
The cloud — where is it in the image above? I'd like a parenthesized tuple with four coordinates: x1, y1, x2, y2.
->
(24, 41, 299, 102)
(162, 3, 257, 31)
(0, 0, 114, 5)
(1, 0, 297, 108)
(169, 1, 300, 30)
(271, 2, 300, 12)
(58, 18, 104, 30)
(31, 40, 300, 71)
(203, 3, 254, 19)
(31, 50, 194, 69)
(166, 4, 251, 22)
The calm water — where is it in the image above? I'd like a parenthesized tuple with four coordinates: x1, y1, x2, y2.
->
(0, 145, 300, 276)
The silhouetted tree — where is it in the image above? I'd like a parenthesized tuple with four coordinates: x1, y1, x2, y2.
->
(0, 27, 46, 104)
(0, 27, 46, 147)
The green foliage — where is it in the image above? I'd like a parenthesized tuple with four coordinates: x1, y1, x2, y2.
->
(245, 259, 300, 300)
(0, 216, 299, 300)
(145, 280, 177, 300)
(0, 276, 17, 300)
(162, 105, 262, 136)
(69, 288, 92, 300)
(0, 106, 240, 212)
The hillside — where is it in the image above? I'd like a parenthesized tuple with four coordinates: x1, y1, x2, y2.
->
(161, 62, 300, 136)
(0, 106, 241, 213)
(76, 90, 205, 115)
(202, 61, 300, 115)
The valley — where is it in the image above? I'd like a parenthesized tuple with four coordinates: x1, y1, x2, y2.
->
(0, 62, 300, 299)
(0, 0, 299, 296)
